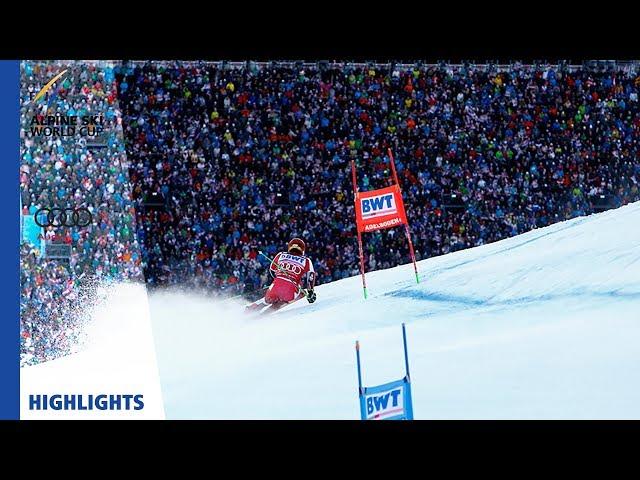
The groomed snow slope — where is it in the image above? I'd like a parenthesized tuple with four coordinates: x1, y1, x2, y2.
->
(150, 202, 640, 419)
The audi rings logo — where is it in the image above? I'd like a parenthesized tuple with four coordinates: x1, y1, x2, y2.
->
(34, 208, 92, 228)
(281, 262, 303, 275)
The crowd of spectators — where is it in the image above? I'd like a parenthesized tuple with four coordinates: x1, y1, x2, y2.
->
(20, 61, 143, 366)
(115, 62, 640, 297)
(18, 60, 640, 364)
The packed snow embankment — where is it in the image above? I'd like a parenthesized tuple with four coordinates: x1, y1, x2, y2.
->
(150, 202, 640, 419)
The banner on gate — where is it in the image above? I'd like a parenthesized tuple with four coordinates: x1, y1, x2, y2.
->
(354, 185, 408, 233)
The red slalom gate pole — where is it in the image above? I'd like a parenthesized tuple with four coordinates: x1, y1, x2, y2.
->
(388, 148, 420, 284)
(403, 224, 419, 284)
(388, 147, 401, 186)
(351, 160, 368, 299)
(357, 232, 368, 298)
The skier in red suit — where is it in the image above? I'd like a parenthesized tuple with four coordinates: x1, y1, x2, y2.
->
(246, 238, 316, 313)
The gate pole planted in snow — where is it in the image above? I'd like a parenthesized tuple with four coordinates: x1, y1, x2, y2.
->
(351, 160, 368, 299)
(355, 341, 363, 394)
(388, 148, 420, 284)
(402, 323, 411, 381)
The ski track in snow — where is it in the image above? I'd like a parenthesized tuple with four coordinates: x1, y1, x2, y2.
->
(149, 202, 640, 419)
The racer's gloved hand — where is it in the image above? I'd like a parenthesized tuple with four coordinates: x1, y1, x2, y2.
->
(306, 289, 316, 304)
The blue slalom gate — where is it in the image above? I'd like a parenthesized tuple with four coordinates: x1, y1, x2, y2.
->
(355, 323, 414, 420)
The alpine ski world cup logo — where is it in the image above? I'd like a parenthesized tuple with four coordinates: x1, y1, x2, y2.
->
(35, 207, 92, 228)
(27, 68, 105, 138)
(31, 69, 69, 105)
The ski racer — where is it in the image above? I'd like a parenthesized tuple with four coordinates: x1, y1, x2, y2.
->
(246, 238, 316, 313)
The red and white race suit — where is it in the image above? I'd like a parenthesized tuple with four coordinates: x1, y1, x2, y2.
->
(265, 252, 315, 305)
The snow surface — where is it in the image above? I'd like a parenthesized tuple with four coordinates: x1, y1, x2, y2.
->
(150, 202, 640, 419)
(20, 283, 165, 419)
(22, 203, 638, 419)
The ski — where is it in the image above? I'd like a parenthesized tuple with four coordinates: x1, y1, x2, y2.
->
(244, 290, 308, 316)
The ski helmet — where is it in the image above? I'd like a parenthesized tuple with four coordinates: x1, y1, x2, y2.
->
(287, 237, 305, 255)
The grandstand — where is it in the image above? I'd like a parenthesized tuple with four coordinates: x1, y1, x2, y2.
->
(19, 59, 640, 365)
